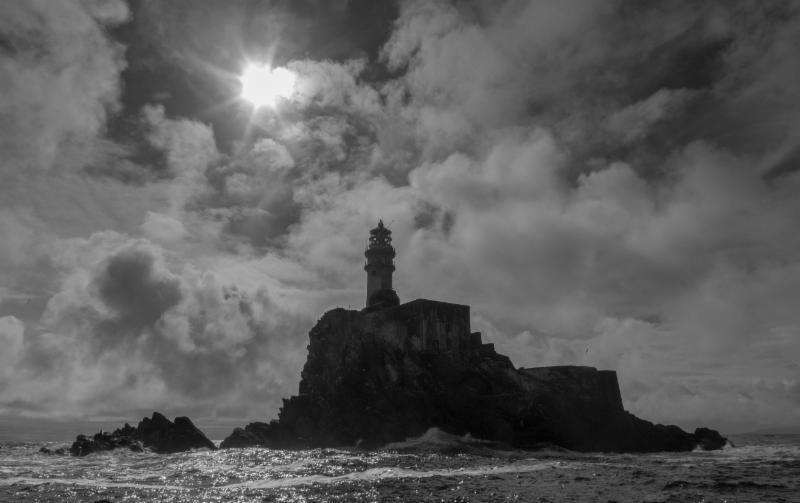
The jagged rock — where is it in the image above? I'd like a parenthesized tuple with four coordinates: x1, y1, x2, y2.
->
(694, 427, 728, 450)
(38, 446, 68, 455)
(219, 422, 274, 449)
(221, 299, 727, 452)
(69, 432, 144, 457)
(138, 412, 217, 453)
(69, 412, 215, 456)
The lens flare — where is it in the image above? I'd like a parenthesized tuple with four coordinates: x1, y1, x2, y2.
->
(240, 64, 296, 108)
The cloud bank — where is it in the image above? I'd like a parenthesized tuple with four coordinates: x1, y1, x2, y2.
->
(1, 0, 798, 432)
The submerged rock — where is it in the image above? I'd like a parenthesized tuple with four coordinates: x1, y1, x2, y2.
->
(694, 427, 728, 450)
(69, 412, 215, 456)
(38, 446, 68, 455)
(222, 299, 727, 452)
(70, 431, 144, 457)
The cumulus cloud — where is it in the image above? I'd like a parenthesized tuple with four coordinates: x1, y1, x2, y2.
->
(0, 0, 128, 173)
(94, 248, 182, 329)
(0, 232, 311, 419)
(0, 209, 49, 288)
(604, 89, 696, 144)
(141, 212, 188, 244)
(290, 59, 382, 116)
(2, 0, 800, 433)
(0, 0, 151, 315)
(400, 131, 800, 429)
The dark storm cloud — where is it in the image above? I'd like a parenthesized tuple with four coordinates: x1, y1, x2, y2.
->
(94, 248, 182, 327)
(111, 0, 398, 151)
(123, 0, 398, 70)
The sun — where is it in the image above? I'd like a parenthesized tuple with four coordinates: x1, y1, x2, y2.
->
(240, 64, 296, 108)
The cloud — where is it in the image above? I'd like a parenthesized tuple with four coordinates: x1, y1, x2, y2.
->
(128, 0, 397, 67)
(0, 316, 24, 374)
(0, 209, 49, 286)
(604, 89, 696, 144)
(0, 232, 312, 419)
(290, 59, 382, 116)
(141, 212, 188, 244)
(94, 247, 182, 329)
(0, 0, 128, 173)
(2, 0, 800, 433)
(191, 58, 391, 248)
(0, 0, 155, 313)
(381, 0, 615, 159)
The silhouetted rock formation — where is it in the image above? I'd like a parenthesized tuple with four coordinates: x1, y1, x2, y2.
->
(39, 446, 69, 455)
(694, 427, 728, 450)
(69, 428, 144, 457)
(69, 412, 216, 456)
(221, 300, 727, 452)
(220, 421, 274, 449)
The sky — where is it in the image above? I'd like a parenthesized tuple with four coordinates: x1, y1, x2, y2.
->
(0, 0, 799, 437)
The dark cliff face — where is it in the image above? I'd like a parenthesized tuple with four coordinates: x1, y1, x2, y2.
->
(221, 301, 727, 452)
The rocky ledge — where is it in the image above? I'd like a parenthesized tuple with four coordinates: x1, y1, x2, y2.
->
(69, 412, 216, 456)
(222, 300, 727, 452)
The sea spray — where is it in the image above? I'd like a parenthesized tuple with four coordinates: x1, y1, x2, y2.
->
(1, 433, 796, 502)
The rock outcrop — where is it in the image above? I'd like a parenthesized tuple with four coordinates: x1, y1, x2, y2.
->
(222, 299, 727, 452)
(70, 412, 216, 456)
(39, 446, 69, 455)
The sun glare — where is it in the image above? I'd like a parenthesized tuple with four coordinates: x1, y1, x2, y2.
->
(240, 64, 296, 108)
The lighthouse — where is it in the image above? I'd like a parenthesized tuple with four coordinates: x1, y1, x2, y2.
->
(364, 220, 399, 309)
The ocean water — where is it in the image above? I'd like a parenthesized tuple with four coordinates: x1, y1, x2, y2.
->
(0, 429, 797, 502)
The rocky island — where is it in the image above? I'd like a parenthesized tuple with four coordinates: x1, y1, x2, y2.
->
(221, 221, 726, 452)
(68, 412, 216, 456)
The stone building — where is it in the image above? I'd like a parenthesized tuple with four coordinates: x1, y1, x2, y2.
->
(358, 221, 622, 405)
(361, 220, 499, 358)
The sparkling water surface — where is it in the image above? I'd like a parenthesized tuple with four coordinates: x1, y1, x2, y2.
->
(1, 430, 797, 502)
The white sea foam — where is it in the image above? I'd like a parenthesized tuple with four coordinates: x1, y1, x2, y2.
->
(222, 459, 564, 490)
(0, 477, 186, 491)
(382, 427, 479, 449)
(1, 435, 797, 502)
(381, 426, 518, 454)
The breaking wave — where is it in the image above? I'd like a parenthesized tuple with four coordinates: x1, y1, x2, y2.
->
(381, 427, 512, 453)
(1, 433, 797, 502)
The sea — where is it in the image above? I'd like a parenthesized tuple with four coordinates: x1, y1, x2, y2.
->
(0, 429, 797, 502)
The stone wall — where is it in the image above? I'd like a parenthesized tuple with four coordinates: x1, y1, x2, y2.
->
(520, 365, 624, 413)
(366, 299, 477, 356)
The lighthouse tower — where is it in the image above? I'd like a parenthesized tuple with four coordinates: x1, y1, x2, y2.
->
(364, 220, 399, 309)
